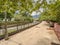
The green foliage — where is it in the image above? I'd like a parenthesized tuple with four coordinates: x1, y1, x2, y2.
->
(0, 0, 45, 23)
(39, 0, 60, 24)
(39, 11, 57, 22)
(14, 14, 33, 23)
(0, 12, 13, 20)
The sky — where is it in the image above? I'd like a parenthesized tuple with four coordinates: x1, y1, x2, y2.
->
(15, 0, 50, 18)
(31, 0, 44, 16)
(31, 0, 49, 16)
(31, 0, 57, 18)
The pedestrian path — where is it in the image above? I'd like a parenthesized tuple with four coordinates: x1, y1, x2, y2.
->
(0, 21, 60, 45)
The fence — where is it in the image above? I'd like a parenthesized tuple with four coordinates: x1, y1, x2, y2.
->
(0, 22, 39, 40)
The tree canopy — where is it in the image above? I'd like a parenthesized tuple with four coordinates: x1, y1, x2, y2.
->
(39, 0, 60, 23)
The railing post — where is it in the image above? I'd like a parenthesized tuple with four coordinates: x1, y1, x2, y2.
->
(17, 23, 19, 32)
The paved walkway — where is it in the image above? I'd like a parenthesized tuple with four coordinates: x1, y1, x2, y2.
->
(0, 21, 60, 45)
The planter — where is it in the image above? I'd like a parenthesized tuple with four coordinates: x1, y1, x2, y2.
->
(54, 23, 60, 40)
(49, 21, 54, 27)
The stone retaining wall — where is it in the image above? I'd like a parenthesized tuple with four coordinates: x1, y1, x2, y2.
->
(54, 23, 60, 40)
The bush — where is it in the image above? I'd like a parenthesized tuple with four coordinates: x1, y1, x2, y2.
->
(39, 13, 56, 23)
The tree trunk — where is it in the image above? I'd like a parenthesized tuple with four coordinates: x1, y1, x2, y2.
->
(4, 12, 9, 40)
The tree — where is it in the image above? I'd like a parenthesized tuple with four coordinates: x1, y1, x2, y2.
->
(0, 0, 47, 40)
(0, 0, 20, 40)
(0, 12, 13, 20)
(39, 0, 60, 23)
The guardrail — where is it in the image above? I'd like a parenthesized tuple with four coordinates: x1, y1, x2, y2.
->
(0, 22, 39, 40)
